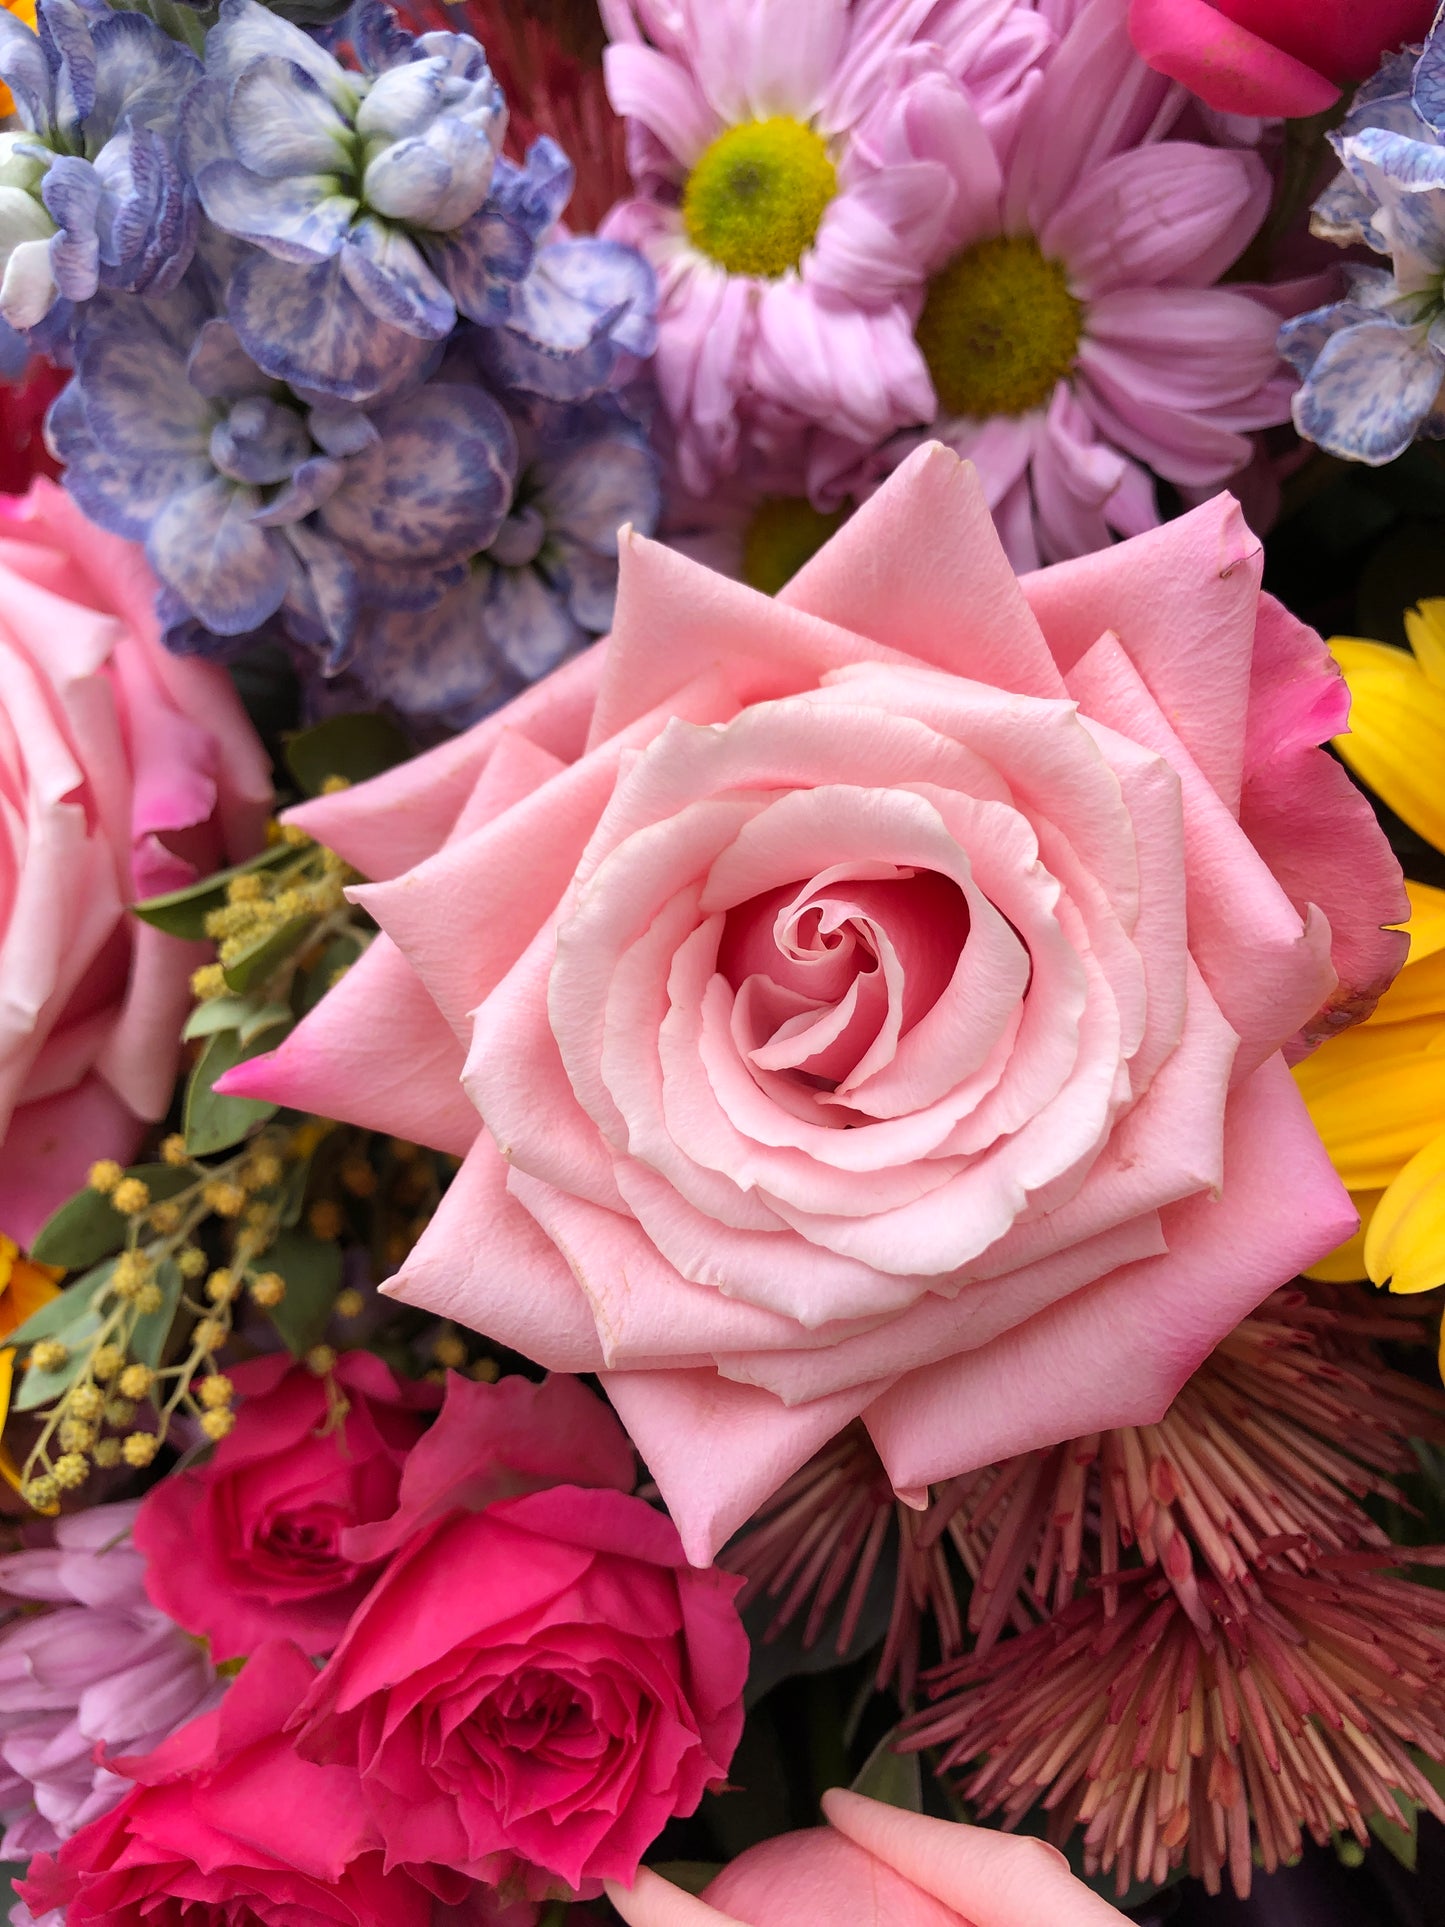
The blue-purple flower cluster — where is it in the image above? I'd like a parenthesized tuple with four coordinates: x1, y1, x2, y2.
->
(0, 0, 658, 723)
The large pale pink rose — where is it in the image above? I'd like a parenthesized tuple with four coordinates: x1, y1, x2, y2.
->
(0, 480, 271, 1240)
(226, 443, 1406, 1562)
(607, 1790, 1129, 1926)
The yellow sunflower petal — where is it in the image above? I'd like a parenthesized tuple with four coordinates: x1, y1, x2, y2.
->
(1295, 1021, 1445, 1190)
(1405, 599, 1445, 691)
(1329, 637, 1445, 854)
(0, 1346, 20, 1496)
(1304, 1190, 1382, 1282)
(0, 1230, 62, 1343)
(1365, 1130, 1445, 1294)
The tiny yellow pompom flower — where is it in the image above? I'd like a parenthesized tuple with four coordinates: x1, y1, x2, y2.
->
(103, 1398, 135, 1427)
(191, 963, 227, 1001)
(319, 774, 351, 795)
(29, 1339, 69, 1374)
(92, 1344, 124, 1382)
(114, 1249, 154, 1300)
(149, 1200, 184, 1236)
(202, 1180, 246, 1219)
(247, 1152, 283, 1190)
(118, 1364, 155, 1400)
(110, 1178, 150, 1217)
(306, 1344, 336, 1377)
(227, 872, 265, 903)
(133, 1283, 164, 1316)
(177, 1247, 207, 1279)
(88, 1159, 124, 1195)
(199, 1374, 233, 1410)
(470, 1356, 500, 1383)
(433, 1332, 467, 1370)
(68, 1383, 105, 1422)
(205, 1268, 238, 1305)
(59, 1418, 97, 1453)
(23, 1475, 59, 1510)
(340, 1159, 378, 1199)
(122, 1433, 160, 1468)
(308, 1200, 344, 1241)
(193, 1318, 227, 1353)
(280, 821, 311, 847)
(92, 1438, 122, 1469)
(53, 1452, 89, 1489)
(200, 1408, 236, 1442)
(249, 1271, 286, 1307)
(334, 1287, 364, 1319)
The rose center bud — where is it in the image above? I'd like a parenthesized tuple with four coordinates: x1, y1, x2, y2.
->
(718, 871, 971, 1111)
(741, 496, 848, 595)
(682, 117, 838, 278)
(916, 234, 1083, 419)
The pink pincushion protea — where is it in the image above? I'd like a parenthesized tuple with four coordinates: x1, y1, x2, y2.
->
(822, 0, 1304, 568)
(599, 0, 1052, 492)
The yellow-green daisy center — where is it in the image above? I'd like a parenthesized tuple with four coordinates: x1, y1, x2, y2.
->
(741, 496, 847, 595)
(682, 117, 838, 280)
(916, 234, 1083, 420)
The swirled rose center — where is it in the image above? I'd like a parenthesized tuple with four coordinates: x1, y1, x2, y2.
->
(916, 234, 1083, 419)
(718, 869, 971, 1106)
(682, 117, 838, 278)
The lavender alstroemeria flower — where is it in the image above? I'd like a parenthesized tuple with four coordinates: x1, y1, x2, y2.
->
(0, 0, 199, 332)
(350, 393, 660, 725)
(180, 0, 580, 401)
(52, 250, 518, 646)
(1281, 40, 1445, 465)
(0, 1501, 219, 1859)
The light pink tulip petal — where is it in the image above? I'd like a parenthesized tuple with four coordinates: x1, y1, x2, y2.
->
(1020, 492, 1261, 814)
(218, 934, 479, 1155)
(1068, 631, 1336, 1076)
(600, 1366, 883, 1566)
(862, 1055, 1357, 1490)
(384, 1135, 606, 1371)
(821, 1789, 1132, 1927)
(607, 1866, 748, 1927)
(285, 643, 609, 881)
(706, 1826, 966, 1927)
(0, 1077, 144, 1245)
(782, 445, 1067, 699)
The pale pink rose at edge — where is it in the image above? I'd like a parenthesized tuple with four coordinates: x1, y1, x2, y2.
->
(605, 1789, 1131, 1926)
(222, 443, 1405, 1564)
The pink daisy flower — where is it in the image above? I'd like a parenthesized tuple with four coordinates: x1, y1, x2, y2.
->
(824, 0, 1299, 567)
(598, 0, 1052, 491)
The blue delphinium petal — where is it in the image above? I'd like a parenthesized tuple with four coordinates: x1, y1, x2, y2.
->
(479, 240, 658, 401)
(251, 453, 347, 525)
(48, 371, 212, 540)
(553, 539, 625, 632)
(73, 285, 213, 463)
(437, 202, 535, 326)
(352, 59, 444, 141)
(209, 393, 311, 484)
(350, 574, 518, 724)
(187, 315, 271, 398)
(338, 217, 454, 336)
(349, 0, 414, 77)
(227, 248, 437, 401)
(283, 519, 360, 664)
(317, 380, 515, 563)
(534, 427, 660, 551)
(197, 162, 357, 264)
(37, 0, 97, 146)
(227, 56, 352, 177)
(147, 472, 292, 634)
(205, 0, 353, 102)
(485, 561, 582, 680)
(90, 9, 199, 138)
(1293, 319, 1442, 464)
(306, 401, 378, 456)
(1416, 11, 1445, 132)
(0, 13, 53, 130)
(40, 156, 100, 300)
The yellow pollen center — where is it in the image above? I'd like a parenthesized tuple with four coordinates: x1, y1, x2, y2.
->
(682, 117, 837, 280)
(916, 234, 1083, 420)
(741, 496, 847, 595)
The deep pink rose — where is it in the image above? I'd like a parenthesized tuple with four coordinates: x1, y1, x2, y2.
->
(15, 1640, 532, 1927)
(227, 444, 1406, 1564)
(0, 479, 271, 1242)
(608, 1790, 1130, 1927)
(1128, 0, 1435, 117)
(133, 1352, 439, 1662)
(292, 1372, 748, 1901)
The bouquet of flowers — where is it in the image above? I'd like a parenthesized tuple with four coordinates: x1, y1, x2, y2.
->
(2, 1, 1445, 1923)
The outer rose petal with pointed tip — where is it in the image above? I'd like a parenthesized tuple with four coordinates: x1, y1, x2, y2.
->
(605, 1793, 1130, 1927)
(1128, 0, 1434, 119)
(0, 481, 270, 1239)
(233, 443, 1402, 1564)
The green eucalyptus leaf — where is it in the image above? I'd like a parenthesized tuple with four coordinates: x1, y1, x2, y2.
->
(262, 1230, 343, 1355)
(850, 1731, 922, 1813)
(132, 846, 293, 940)
(238, 1001, 295, 1046)
(1367, 1799, 1419, 1872)
(184, 1030, 287, 1157)
(222, 916, 313, 996)
(183, 996, 254, 1041)
(284, 713, 408, 798)
(30, 1166, 195, 1272)
(5, 1261, 114, 1356)
(131, 1261, 185, 1373)
(13, 1279, 112, 1412)
(297, 932, 368, 1014)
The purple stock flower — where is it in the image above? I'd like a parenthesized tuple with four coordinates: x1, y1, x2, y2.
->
(0, 1501, 218, 1861)
(0, 0, 199, 331)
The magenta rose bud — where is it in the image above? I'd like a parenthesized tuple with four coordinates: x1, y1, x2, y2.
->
(291, 1373, 749, 1901)
(1128, 0, 1436, 118)
(608, 1789, 1131, 1926)
(226, 444, 1407, 1566)
(133, 1353, 440, 1662)
(0, 481, 272, 1242)
(14, 1640, 502, 1927)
